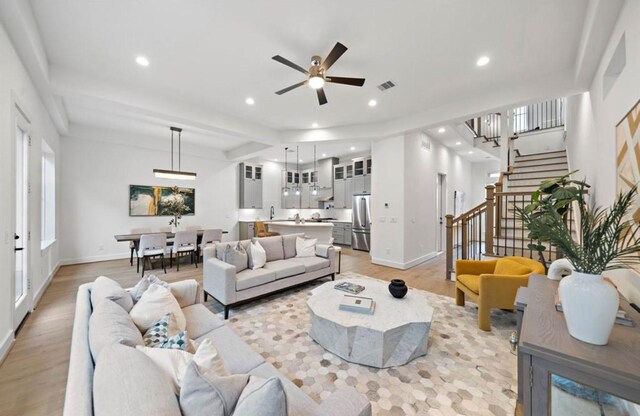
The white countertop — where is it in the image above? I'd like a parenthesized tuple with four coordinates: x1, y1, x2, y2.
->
(266, 221, 333, 228)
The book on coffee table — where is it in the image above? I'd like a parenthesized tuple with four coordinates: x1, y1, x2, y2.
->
(339, 295, 375, 315)
(334, 281, 365, 294)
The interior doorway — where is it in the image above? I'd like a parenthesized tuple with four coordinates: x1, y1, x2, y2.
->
(436, 173, 447, 252)
(13, 111, 32, 330)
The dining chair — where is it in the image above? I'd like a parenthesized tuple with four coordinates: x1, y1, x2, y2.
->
(171, 230, 198, 271)
(157, 226, 175, 245)
(198, 229, 222, 261)
(137, 233, 167, 277)
(129, 227, 152, 266)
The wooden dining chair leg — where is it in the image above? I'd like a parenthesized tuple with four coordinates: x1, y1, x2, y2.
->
(130, 247, 134, 266)
(194, 250, 198, 268)
(137, 257, 140, 273)
(177, 252, 180, 272)
(161, 254, 166, 273)
(141, 256, 146, 277)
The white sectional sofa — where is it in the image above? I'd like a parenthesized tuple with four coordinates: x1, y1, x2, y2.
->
(64, 278, 371, 416)
(203, 234, 336, 319)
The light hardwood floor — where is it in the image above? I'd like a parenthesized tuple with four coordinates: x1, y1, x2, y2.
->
(0, 249, 457, 415)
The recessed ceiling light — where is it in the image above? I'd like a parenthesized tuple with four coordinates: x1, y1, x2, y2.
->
(368, 99, 377, 107)
(322, 153, 327, 157)
(350, 146, 356, 151)
(438, 127, 446, 133)
(468, 151, 474, 154)
(476, 56, 490, 67)
(299, 159, 303, 162)
(245, 97, 255, 105)
(274, 158, 278, 162)
(135, 56, 149, 67)
(455, 141, 462, 145)
(311, 122, 319, 128)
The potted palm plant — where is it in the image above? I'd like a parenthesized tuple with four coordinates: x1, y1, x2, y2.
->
(518, 179, 640, 345)
(160, 186, 191, 233)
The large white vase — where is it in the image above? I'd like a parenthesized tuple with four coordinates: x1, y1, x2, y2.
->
(558, 271, 619, 345)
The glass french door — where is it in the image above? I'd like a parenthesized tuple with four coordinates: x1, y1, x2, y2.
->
(14, 118, 31, 329)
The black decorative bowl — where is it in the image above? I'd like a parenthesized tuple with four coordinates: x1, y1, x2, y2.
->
(388, 279, 408, 299)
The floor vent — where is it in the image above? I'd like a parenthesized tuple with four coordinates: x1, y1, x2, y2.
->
(377, 80, 397, 91)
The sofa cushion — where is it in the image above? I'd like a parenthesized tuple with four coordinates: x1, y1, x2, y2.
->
(234, 376, 288, 416)
(264, 260, 306, 280)
(89, 298, 144, 361)
(289, 256, 331, 273)
(249, 362, 317, 416)
(129, 284, 187, 333)
(182, 303, 225, 339)
(457, 274, 480, 294)
(93, 344, 181, 416)
(495, 258, 532, 276)
(180, 362, 249, 416)
(255, 236, 284, 262)
(249, 240, 267, 270)
(295, 237, 317, 258)
(236, 268, 276, 291)
(282, 233, 304, 259)
(130, 275, 170, 302)
(216, 241, 251, 261)
(224, 242, 248, 272)
(91, 276, 133, 312)
(198, 326, 264, 374)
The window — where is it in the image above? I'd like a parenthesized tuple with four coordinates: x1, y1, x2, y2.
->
(41, 142, 55, 248)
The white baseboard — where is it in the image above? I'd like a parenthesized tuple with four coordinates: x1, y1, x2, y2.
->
(34, 262, 60, 307)
(0, 330, 15, 366)
(371, 251, 439, 270)
(60, 252, 130, 266)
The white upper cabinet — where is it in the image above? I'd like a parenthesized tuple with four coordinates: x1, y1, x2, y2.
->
(239, 162, 263, 209)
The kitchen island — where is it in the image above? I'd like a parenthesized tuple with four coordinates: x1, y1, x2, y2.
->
(265, 221, 334, 244)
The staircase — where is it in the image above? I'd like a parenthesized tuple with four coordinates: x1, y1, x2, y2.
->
(445, 149, 575, 279)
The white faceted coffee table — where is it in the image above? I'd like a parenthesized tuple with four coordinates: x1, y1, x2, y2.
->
(307, 278, 434, 368)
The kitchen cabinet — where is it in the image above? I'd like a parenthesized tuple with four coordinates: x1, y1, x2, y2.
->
(352, 157, 371, 194)
(239, 222, 256, 240)
(239, 163, 263, 209)
(330, 222, 352, 246)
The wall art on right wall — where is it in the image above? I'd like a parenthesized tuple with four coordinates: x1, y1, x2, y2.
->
(615, 99, 640, 222)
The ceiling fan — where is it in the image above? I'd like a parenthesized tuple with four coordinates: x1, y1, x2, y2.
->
(272, 42, 365, 105)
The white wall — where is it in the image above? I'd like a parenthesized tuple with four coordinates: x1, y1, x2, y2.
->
(59, 127, 238, 264)
(371, 133, 472, 269)
(565, 0, 640, 303)
(470, 160, 501, 207)
(0, 22, 61, 360)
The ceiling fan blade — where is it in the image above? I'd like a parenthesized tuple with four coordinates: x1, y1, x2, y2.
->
(321, 42, 348, 71)
(272, 55, 309, 75)
(316, 88, 328, 105)
(275, 80, 307, 95)
(326, 76, 366, 87)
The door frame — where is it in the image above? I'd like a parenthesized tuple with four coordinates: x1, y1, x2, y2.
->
(436, 173, 447, 253)
(12, 102, 33, 330)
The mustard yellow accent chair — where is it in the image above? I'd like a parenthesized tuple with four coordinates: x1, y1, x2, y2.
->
(455, 256, 545, 331)
(255, 221, 279, 237)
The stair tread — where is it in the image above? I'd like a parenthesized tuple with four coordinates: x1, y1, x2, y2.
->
(516, 150, 566, 158)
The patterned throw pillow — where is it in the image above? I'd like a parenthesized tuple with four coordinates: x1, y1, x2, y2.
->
(143, 313, 190, 351)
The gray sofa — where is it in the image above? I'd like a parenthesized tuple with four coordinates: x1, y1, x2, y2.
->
(64, 279, 371, 416)
(203, 234, 336, 319)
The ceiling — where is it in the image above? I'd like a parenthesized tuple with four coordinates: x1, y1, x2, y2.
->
(6, 1, 621, 159)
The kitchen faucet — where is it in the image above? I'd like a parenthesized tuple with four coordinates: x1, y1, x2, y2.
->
(270, 206, 275, 220)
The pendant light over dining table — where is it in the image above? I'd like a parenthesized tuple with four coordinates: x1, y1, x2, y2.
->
(153, 126, 197, 180)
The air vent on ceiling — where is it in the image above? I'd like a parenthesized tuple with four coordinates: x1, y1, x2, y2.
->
(377, 80, 397, 91)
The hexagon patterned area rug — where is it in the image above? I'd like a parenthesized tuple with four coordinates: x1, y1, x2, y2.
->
(204, 272, 517, 416)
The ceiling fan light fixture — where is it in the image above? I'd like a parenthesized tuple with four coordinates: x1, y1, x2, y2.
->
(308, 76, 325, 90)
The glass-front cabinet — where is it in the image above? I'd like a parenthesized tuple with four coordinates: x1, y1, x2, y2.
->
(239, 162, 263, 209)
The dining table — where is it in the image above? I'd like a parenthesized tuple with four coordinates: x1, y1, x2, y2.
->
(114, 229, 228, 265)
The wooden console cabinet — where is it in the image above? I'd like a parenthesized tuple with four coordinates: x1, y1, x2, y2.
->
(517, 275, 640, 415)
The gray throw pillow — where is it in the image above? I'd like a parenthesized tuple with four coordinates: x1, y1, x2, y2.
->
(179, 361, 249, 416)
(89, 299, 144, 361)
(234, 376, 288, 416)
(282, 234, 304, 259)
(91, 275, 133, 312)
(94, 344, 181, 416)
(253, 236, 284, 262)
(223, 242, 248, 272)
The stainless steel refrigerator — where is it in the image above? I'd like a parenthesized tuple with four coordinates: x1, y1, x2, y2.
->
(352, 194, 371, 251)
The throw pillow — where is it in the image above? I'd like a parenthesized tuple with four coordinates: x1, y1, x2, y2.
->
(234, 376, 288, 416)
(137, 338, 229, 395)
(215, 242, 230, 261)
(249, 241, 267, 270)
(255, 236, 284, 262)
(143, 313, 192, 351)
(89, 298, 144, 361)
(130, 284, 186, 333)
(494, 258, 531, 276)
(223, 242, 248, 272)
(93, 344, 181, 416)
(295, 237, 317, 258)
(91, 275, 133, 312)
(130, 274, 170, 302)
(180, 362, 249, 416)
